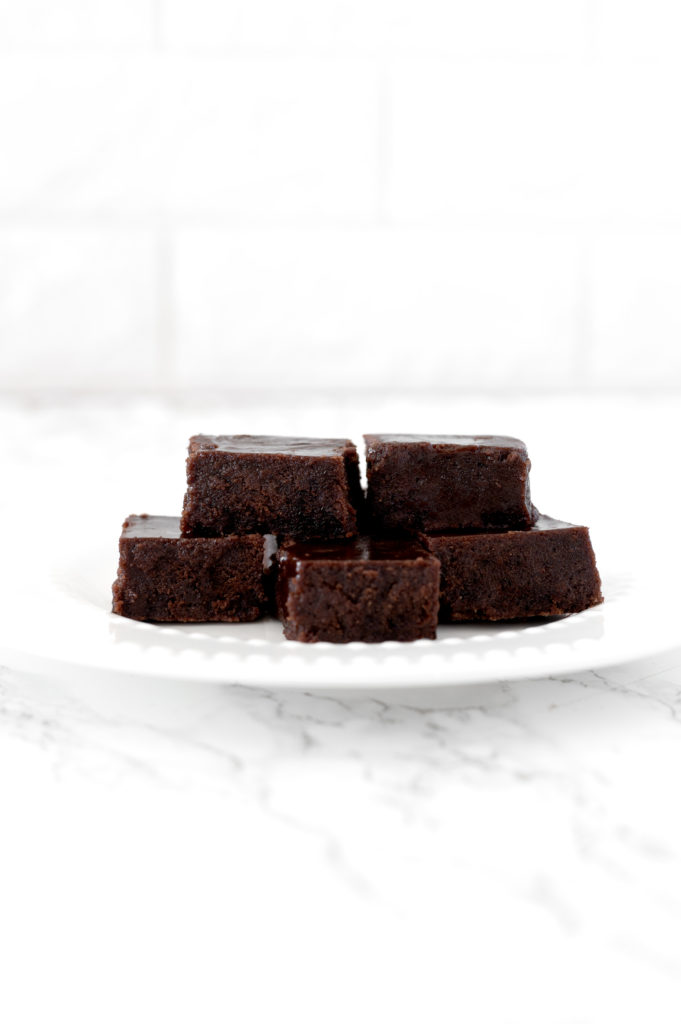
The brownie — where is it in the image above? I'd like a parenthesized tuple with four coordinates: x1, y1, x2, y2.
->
(276, 536, 440, 643)
(181, 435, 362, 540)
(112, 515, 275, 622)
(364, 433, 535, 532)
(424, 514, 603, 621)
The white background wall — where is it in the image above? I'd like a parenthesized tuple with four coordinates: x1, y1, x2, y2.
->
(1, 0, 681, 393)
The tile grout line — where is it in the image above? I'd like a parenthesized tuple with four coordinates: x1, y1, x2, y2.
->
(152, 0, 164, 52)
(572, 234, 592, 390)
(375, 59, 393, 226)
(155, 228, 176, 389)
(573, 2, 597, 391)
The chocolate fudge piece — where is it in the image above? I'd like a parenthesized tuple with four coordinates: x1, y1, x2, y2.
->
(181, 435, 362, 540)
(364, 434, 535, 532)
(112, 515, 275, 622)
(276, 536, 440, 643)
(424, 514, 603, 621)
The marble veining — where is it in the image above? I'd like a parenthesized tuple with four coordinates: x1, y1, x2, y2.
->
(2, 396, 681, 1023)
(3, 654, 681, 1021)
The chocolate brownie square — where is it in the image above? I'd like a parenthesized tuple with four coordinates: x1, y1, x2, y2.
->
(276, 536, 440, 643)
(112, 515, 275, 622)
(181, 435, 362, 540)
(424, 514, 603, 621)
(364, 434, 535, 532)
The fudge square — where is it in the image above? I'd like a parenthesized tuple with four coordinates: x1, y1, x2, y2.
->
(425, 514, 603, 621)
(364, 434, 535, 532)
(181, 435, 362, 540)
(112, 515, 274, 622)
(276, 536, 440, 643)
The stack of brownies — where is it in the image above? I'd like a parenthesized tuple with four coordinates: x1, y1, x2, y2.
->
(112, 434, 602, 643)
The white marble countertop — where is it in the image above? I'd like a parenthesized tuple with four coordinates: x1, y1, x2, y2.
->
(1, 393, 680, 1023)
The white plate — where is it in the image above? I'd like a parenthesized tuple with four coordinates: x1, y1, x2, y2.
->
(0, 543, 676, 688)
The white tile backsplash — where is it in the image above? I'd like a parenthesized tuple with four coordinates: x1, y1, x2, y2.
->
(596, 0, 681, 58)
(173, 227, 579, 390)
(160, 56, 379, 220)
(0, 229, 157, 388)
(588, 230, 681, 387)
(0, 56, 160, 216)
(388, 58, 586, 227)
(586, 62, 681, 226)
(0, 0, 678, 392)
(0, 55, 378, 220)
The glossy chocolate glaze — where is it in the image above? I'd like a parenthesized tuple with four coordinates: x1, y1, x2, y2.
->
(189, 435, 355, 458)
(120, 514, 277, 571)
(182, 435, 361, 540)
(276, 536, 440, 643)
(530, 514, 576, 532)
(122, 514, 182, 539)
(424, 515, 575, 539)
(364, 434, 527, 452)
(279, 536, 430, 565)
(424, 511, 603, 621)
(112, 517, 272, 623)
(364, 432, 534, 532)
